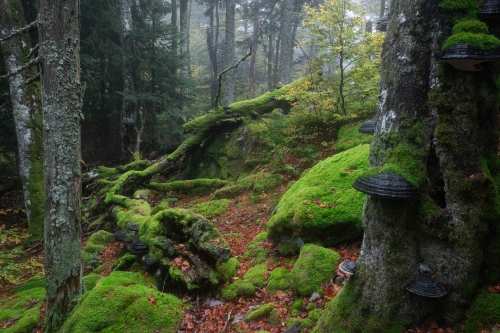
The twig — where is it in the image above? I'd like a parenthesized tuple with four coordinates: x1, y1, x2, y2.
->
(25, 72, 40, 85)
(26, 44, 39, 58)
(0, 57, 40, 80)
(214, 46, 252, 107)
(220, 310, 232, 333)
(0, 20, 39, 43)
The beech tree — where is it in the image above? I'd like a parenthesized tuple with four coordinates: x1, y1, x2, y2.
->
(39, 0, 84, 330)
(314, 0, 500, 331)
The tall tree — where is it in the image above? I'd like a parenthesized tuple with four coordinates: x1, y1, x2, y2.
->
(314, 0, 500, 332)
(221, 0, 235, 106)
(248, 0, 260, 99)
(278, 0, 294, 84)
(0, 0, 44, 243)
(39, 0, 84, 330)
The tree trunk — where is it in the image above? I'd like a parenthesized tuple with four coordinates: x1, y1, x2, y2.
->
(180, 0, 189, 104)
(248, 0, 259, 99)
(207, 1, 218, 107)
(221, 0, 235, 106)
(267, 32, 274, 90)
(171, 0, 177, 50)
(278, 0, 294, 84)
(314, 1, 500, 332)
(39, 0, 84, 330)
(0, 0, 44, 243)
(120, 0, 136, 160)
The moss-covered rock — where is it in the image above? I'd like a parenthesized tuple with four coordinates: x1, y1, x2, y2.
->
(0, 286, 46, 333)
(216, 257, 240, 283)
(267, 145, 368, 254)
(244, 302, 275, 321)
(267, 267, 291, 294)
(220, 280, 255, 301)
(83, 230, 116, 265)
(60, 271, 183, 333)
(464, 288, 500, 333)
(147, 178, 229, 196)
(291, 244, 340, 296)
(84, 273, 103, 292)
(210, 172, 286, 199)
(333, 123, 373, 153)
(243, 262, 268, 288)
(189, 199, 232, 218)
(244, 232, 270, 265)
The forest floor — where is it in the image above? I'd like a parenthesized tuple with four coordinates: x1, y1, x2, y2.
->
(1, 172, 498, 333)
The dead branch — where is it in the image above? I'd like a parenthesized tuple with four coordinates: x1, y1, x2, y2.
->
(220, 310, 232, 333)
(0, 57, 40, 80)
(214, 47, 252, 107)
(25, 72, 40, 85)
(0, 20, 39, 43)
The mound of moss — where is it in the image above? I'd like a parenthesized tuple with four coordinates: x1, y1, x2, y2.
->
(442, 20, 500, 51)
(60, 271, 183, 333)
(84, 273, 103, 292)
(0, 285, 46, 333)
(82, 230, 116, 266)
(291, 244, 340, 296)
(210, 172, 286, 199)
(216, 257, 240, 282)
(267, 267, 291, 294)
(333, 123, 373, 153)
(189, 199, 232, 218)
(464, 288, 500, 333)
(267, 145, 368, 254)
(244, 232, 270, 265)
(243, 262, 268, 288)
(244, 302, 275, 321)
(220, 279, 255, 301)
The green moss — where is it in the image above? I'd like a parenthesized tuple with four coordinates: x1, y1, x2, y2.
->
(211, 173, 286, 199)
(267, 267, 291, 294)
(60, 271, 182, 333)
(189, 199, 232, 218)
(438, 0, 479, 17)
(244, 232, 270, 265)
(333, 122, 373, 153)
(13, 279, 46, 294)
(308, 308, 323, 322)
(382, 142, 426, 187)
(243, 262, 268, 288)
(464, 288, 500, 333)
(291, 244, 340, 296)
(244, 303, 275, 321)
(0, 287, 46, 333)
(216, 258, 240, 283)
(220, 280, 255, 301)
(442, 32, 500, 51)
(83, 230, 116, 265)
(111, 253, 137, 271)
(84, 273, 103, 292)
(147, 178, 229, 196)
(267, 145, 368, 252)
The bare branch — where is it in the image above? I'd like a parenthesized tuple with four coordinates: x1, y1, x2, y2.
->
(0, 57, 40, 80)
(0, 20, 39, 43)
(215, 46, 252, 107)
(25, 72, 40, 85)
(27, 44, 39, 58)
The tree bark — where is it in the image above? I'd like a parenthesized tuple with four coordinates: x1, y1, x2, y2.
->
(315, 0, 500, 332)
(278, 0, 294, 84)
(180, 0, 189, 103)
(221, 0, 235, 106)
(0, 0, 45, 243)
(39, 0, 84, 330)
(120, 0, 137, 160)
(248, 0, 260, 99)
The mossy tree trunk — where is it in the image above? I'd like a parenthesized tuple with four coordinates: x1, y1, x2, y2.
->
(315, 1, 500, 332)
(0, 0, 45, 243)
(39, 0, 84, 331)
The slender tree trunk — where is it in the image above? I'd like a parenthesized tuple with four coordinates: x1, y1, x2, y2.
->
(207, 1, 217, 106)
(315, 0, 500, 331)
(273, 29, 280, 86)
(39, 0, 84, 331)
(0, 0, 44, 243)
(380, 0, 385, 17)
(120, 0, 136, 159)
(187, 0, 192, 76)
(267, 32, 274, 89)
(180, 0, 189, 104)
(221, 0, 235, 106)
(171, 0, 177, 50)
(278, 0, 293, 84)
(248, 0, 260, 99)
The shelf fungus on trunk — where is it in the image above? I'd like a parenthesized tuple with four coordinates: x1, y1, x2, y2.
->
(480, 0, 500, 19)
(127, 238, 149, 255)
(376, 14, 388, 32)
(128, 224, 139, 238)
(339, 259, 358, 276)
(440, 44, 500, 71)
(358, 118, 376, 134)
(138, 253, 159, 270)
(406, 264, 448, 298)
(113, 230, 132, 243)
(352, 172, 420, 200)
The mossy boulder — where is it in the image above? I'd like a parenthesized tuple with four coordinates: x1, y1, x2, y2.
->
(147, 178, 229, 196)
(267, 267, 291, 294)
(220, 280, 255, 301)
(244, 232, 270, 265)
(291, 244, 340, 296)
(267, 145, 368, 254)
(216, 257, 240, 283)
(243, 262, 268, 288)
(464, 288, 500, 333)
(84, 273, 103, 292)
(0, 286, 46, 333)
(83, 230, 116, 265)
(60, 271, 183, 333)
(244, 302, 275, 321)
(189, 199, 232, 218)
(333, 123, 373, 153)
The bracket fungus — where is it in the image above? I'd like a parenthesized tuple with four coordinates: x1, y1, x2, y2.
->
(376, 13, 388, 31)
(113, 229, 132, 243)
(406, 263, 448, 298)
(441, 44, 500, 71)
(128, 224, 139, 238)
(127, 238, 149, 255)
(339, 259, 357, 276)
(480, 0, 500, 19)
(358, 118, 376, 134)
(352, 172, 420, 200)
